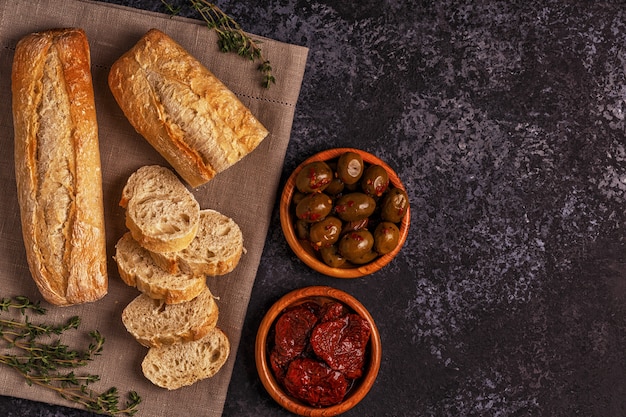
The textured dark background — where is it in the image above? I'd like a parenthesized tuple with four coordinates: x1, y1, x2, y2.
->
(3, 0, 626, 416)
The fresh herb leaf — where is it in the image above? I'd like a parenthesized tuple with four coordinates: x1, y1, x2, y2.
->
(161, 0, 276, 88)
(162, 1, 182, 16)
(0, 295, 141, 416)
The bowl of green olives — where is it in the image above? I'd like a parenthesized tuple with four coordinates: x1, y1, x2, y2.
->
(280, 148, 410, 278)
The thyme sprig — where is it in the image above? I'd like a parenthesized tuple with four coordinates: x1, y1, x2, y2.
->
(161, 0, 276, 88)
(0, 296, 141, 416)
(1, 295, 46, 314)
(161, 0, 182, 15)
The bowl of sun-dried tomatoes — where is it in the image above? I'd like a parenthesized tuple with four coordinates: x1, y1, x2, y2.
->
(255, 286, 382, 416)
(280, 148, 410, 278)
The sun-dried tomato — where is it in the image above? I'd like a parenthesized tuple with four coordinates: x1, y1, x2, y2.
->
(273, 304, 319, 361)
(296, 301, 322, 317)
(310, 313, 371, 379)
(318, 301, 348, 323)
(270, 349, 289, 382)
(283, 358, 348, 407)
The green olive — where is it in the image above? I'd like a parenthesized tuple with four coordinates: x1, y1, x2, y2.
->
(334, 192, 376, 222)
(349, 250, 378, 265)
(292, 191, 306, 206)
(341, 218, 369, 235)
(295, 161, 333, 193)
(381, 188, 409, 223)
(319, 245, 347, 268)
(295, 193, 333, 223)
(361, 165, 389, 197)
(336, 152, 364, 185)
(374, 221, 400, 254)
(344, 181, 360, 192)
(338, 229, 374, 262)
(295, 219, 310, 240)
(324, 177, 345, 195)
(309, 216, 342, 248)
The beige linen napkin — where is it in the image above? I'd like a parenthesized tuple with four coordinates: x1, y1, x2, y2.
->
(0, 1, 308, 416)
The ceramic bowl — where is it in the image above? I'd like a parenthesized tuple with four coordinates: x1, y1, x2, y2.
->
(280, 148, 410, 278)
(255, 286, 382, 416)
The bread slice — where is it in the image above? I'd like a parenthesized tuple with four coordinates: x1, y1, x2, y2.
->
(142, 327, 230, 390)
(150, 209, 243, 276)
(120, 165, 200, 253)
(122, 285, 218, 348)
(115, 232, 205, 304)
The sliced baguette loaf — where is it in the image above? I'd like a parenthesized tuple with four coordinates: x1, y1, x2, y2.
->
(122, 285, 218, 348)
(108, 28, 269, 188)
(150, 209, 243, 276)
(115, 232, 205, 304)
(142, 327, 230, 390)
(120, 165, 200, 253)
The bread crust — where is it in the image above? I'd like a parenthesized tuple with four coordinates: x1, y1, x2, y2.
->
(12, 28, 107, 306)
(108, 28, 269, 188)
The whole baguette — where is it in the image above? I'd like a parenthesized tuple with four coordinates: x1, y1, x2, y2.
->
(108, 28, 269, 188)
(12, 28, 107, 306)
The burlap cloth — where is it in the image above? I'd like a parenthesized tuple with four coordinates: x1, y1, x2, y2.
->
(0, 1, 308, 415)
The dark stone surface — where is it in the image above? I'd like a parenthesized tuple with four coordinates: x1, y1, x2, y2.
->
(3, 0, 626, 416)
